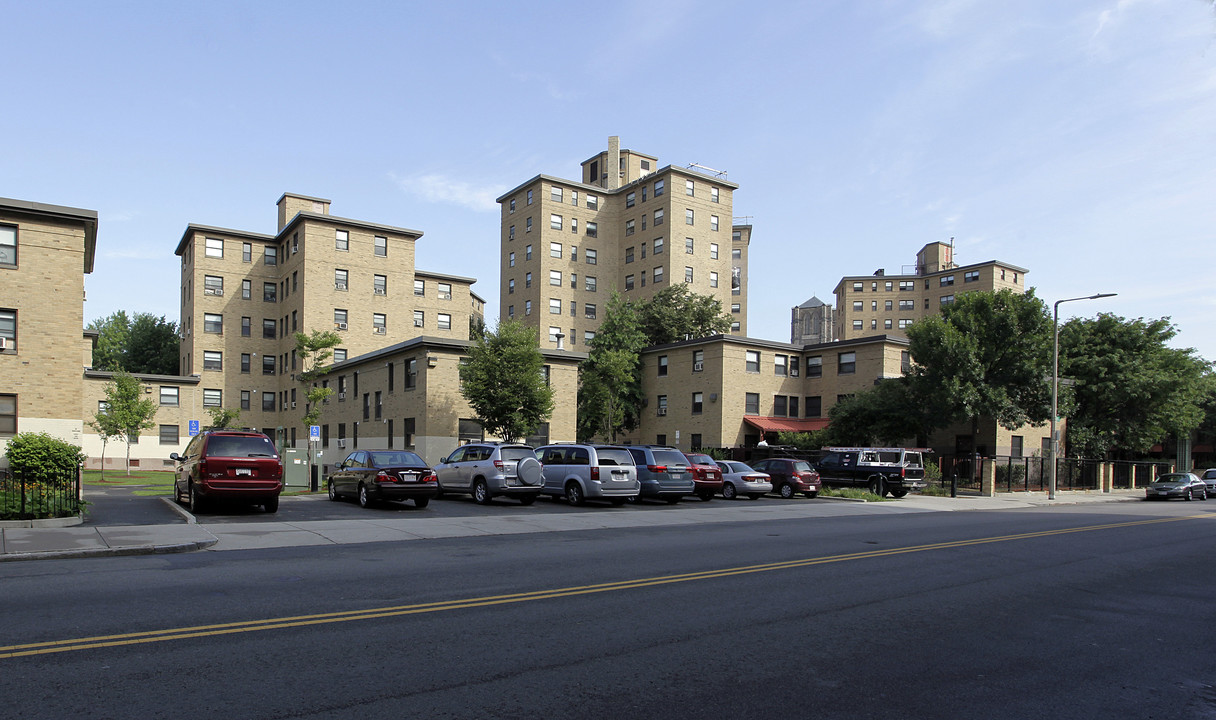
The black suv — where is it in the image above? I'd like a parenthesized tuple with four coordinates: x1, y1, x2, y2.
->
(171, 430, 283, 513)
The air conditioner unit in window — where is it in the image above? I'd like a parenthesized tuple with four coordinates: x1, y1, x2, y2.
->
(0, 337, 7, 351)
(291, 402, 296, 409)
(336, 322, 348, 330)
(335, 282, 347, 290)
(374, 288, 386, 296)
(338, 392, 346, 400)
(657, 408, 667, 416)
(374, 327, 386, 334)
(337, 439, 347, 448)
(693, 362, 704, 372)
(790, 368, 800, 377)
(204, 288, 223, 296)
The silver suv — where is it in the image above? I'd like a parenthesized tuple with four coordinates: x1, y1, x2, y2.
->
(536, 444, 640, 506)
(433, 443, 543, 505)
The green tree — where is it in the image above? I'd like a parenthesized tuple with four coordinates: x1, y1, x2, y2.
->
(636, 284, 732, 345)
(295, 329, 342, 429)
(906, 289, 1053, 439)
(460, 320, 555, 443)
(87, 402, 124, 480)
(100, 370, 158, 475)
(88, 310, 131, 371)
(87, 311, 179, 374)
(205, 406, 242, 430)
(823, 379, 932, 447)
(1058, 314, 1212, 457)
(3, 432, 86, 484)
(577, 293, 648, 441)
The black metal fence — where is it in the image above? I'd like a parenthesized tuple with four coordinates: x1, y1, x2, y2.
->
(0, 467, 84, 520)
(928, 455, 1168, 493)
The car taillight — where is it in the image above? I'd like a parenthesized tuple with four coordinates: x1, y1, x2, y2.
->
(648, 465, 667, 472)
(591, 467, 600, 481)
(422, 472, 437, 483)
(494, 460, 505, 470)
(377, 471, 393, 483)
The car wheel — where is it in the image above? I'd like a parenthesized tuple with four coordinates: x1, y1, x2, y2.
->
(187, 482, 205, 514)
(1203, 489, 1209, 501)
(519, 494, 538, 506)
(358, 483, 372, 508)
(327, 480, 339, 501)
(697, 491, 714, 502)
(414, 497, 430, 509)
(565, 482, 585, 506)
(609, 497, 626, 506)
(1185, 489, 1193, 501)
(890, 490, 908, 499)
(869, 478, 886, 497)
(722, 483, 737, 500)
(263, 496, 279, 513)
(779, 483, 795, 499)
(804, 491, 818, 499)
(473, 479, 491, 505)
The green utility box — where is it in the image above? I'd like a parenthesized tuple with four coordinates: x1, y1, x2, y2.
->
(282, 448, 310, 490)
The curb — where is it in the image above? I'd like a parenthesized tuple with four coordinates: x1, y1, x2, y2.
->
(159, 496, 197, 524)
(0, 537, 220, 563)
(0, 514, 85, 529)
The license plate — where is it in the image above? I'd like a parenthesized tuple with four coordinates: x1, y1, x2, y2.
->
(399, 472, 418, 483)
(235, 468, 252, 476)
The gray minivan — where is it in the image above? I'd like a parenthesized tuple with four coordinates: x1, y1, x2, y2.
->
(625, 446, 695, 503)
(536, 444, 639, 506)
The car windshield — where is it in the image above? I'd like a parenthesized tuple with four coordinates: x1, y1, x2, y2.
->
(650, 450, 688, 467)
(1203, 470, 1216, 480)
(686, 454, 715, 466)
(498, 447, 533, 461)
(793, 460, 813, 472)
(206, 435, 277, 458)
(725, 462, 754, 473)
(596, 449, 634, 466)
(1154, 475, 1187, 484)
(369, 451, 424, 467)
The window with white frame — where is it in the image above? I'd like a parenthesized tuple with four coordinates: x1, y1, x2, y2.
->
(0, 225, 16, 267)
(335, 230, 349, 251)
(549, 270, 562, 286)
(654, 179, 665, 196)
(374, 274, 387, 295)
(685, 209, 694, 225)
(413, 310, 424, 327)
(710, 187, 719, 203)
(374, 236, 387, 257)
(653, 237, 664, 254)
(525, 244, 533, 260)
(203, 351, 222, 371)
(685, 178, 695, 196)
(551, 186, 563, 203)
(710, 215, 719, 231)
(653, 209, 664, 226)
(685, 267, 694, 283)
(587, 194, 598, 209)
(160, 386, 179, 406)
(710, 243, 719, 260)
(204, 313, 222, 334)
(437, 313, 451, 330)
(205, 237, 223, 258)
(373, 313, 386, 330)
(745, 350, 760, 373)
(585, 248, 597, 264)
(654, 266, 664, 283)
(203, 388, 222, 407)
(549, 298, 561, 314)
(550, 214, 563, 231)
(335, 268, 348, 290)
(438, 282, 452, 300)
(710, 272, 718, 288)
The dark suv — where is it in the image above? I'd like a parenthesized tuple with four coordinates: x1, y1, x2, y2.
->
(171, 430, 283, 513)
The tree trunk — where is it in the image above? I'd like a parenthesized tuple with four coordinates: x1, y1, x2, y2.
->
(125, 440, 132, 476)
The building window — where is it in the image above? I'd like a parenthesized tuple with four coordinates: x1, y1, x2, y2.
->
(684, 267, 694, 283)
(0, 394, 14, 434)
(507, 304, 515, 317)
(509, 225, 515, 241)
(334, 349, 346, 362)
(334, 268, 348, 290)
(685, 179, 695, 196)
(709, 272, 718, 288)
(335, 230, 349, 251)
(653, 266, 664, 283)
(940, 295, 955, 305)
(240, 390, 251, 411)
(684, 237, 694, 255)
(625, 274, 635, 291)
(334, 308, 348, 328)
(838, 352, 856, 375)
(203, 351, 222, 371)
(437, 282, 452, 300)
(551, 186, 563, 203)
(373, 313, 386, 331)
(710, 215, 719, 231)
(584, 330, 595, 344)
(262, 393, 275, 411)
(732, 246, 741, 259)
(241, 280, 251, 300)
(374, 275, 387, 296)
(205, 237, 223, 258)
(625, 219, 635, 236)
(899, 318, 913, 329)
(806, 356, 822, 378)
(964, 270, 980, 283)
(204, 275, 223, 295)
(745, 350, 760, 373)
(414, 310, 424, 327)
(549, 270, 562, 287)
(774, 395, 788, 417)
(263, 282, 277, 303)
(653, 237, 664, 254)
(584, 276, 597, 292)
(159, 386, 179, 406)
(940, 275, 955, 286)
(264, 246, 277, 266)
(549, 298, 562, 315)
(626, 247, 635, 264)
(852, 320, 863, 330)
(657, 355, 668, 376)
(548, 326, 562, 343)
(203, 388, 222, 407)
(405, 358, 417, 389)
(525, 217, 533, 233)
(711, 187, 720, 203)
(263, 319, 276, 339)
(159, 424, 180, 445)
(691, 392, 703, 414)
(885, 300, 893, 310)
(653, 209, 664, 226)
(204, 313, 222, 334)
(586, 249, 597, 264)
(0, 225, 14, 267)
(551, 214, 563, 231)
(775, 355, 788, 376)
(585, 194, 598, 209)
(525, 301, 532, 315)
(744, 393, 759, 415)
(525, 272, 532, 288)
(586, 222, 598, 238)
(584, 303, 596, 319)
(626, 192, 636, 208)
(414, 279, 425, 297)
(438, 313, 451, 330)
(508, 252, 515, 268)
(262, 356, 276, 375)
(853, 301, 863, 312)
(1011, 435, 1024, 458)
(885, 319, 893, 329)
(654, 179, 665, 196)
(657, 395, 668, 414)
(525, 244, 533, 260)
(374, 236, 387, 257)
(806, 396, 822, 417)
(508, 278, 515, 294)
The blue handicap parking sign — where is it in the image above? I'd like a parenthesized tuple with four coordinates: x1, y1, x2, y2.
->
(189, 420, 200, 436)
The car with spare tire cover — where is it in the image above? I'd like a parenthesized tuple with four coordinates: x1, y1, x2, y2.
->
(327, 450, 438, 509)
(432, 443, 543, 504)
(171, 430, 283, 514)
(536, 443, 639, 506)
(814, 447, 928, 498)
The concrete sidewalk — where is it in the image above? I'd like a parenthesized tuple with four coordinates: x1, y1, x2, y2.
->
(0, 490, 1146, 562)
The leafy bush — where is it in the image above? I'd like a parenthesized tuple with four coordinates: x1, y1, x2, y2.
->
(923, 461, 943, 484)
(995, 463, 1027, 486)
(4, 432, 86, 484)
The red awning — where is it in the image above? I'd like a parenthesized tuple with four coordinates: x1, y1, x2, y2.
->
(743, 417, 830, 434)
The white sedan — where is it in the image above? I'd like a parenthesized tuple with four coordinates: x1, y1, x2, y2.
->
(715, 461, 774, 500)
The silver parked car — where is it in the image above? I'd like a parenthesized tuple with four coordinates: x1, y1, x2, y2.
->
(715, 460, 773, 500)
(433, 443, 543, 505)
(1144, 472, 1208, 501)
(536, 444, 639, 506)
(1200, 469, 1216, 497)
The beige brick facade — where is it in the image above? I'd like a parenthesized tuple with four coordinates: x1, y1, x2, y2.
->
(833, 241, 1027, 340)
(81, 371, 202, 470)
(0, 198, 97, 462)
(498, 137, 746, 349)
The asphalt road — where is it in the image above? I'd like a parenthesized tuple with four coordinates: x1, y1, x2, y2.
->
(3, 502, 1214, 719)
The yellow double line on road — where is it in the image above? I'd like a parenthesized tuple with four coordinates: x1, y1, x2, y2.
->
(2, 515, 1206, 660)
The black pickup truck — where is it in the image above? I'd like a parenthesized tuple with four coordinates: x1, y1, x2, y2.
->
(814, 447, 929, 498)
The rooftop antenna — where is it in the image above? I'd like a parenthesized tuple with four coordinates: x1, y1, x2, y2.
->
(687, 162, 727, 179)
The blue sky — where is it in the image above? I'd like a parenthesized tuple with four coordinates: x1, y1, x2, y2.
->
(5, 0, 1214, 361)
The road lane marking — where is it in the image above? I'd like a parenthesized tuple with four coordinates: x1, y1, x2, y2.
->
(2, 514, 1208, 660)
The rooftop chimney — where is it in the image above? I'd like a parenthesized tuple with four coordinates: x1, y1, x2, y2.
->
(607, 136, 621, 191)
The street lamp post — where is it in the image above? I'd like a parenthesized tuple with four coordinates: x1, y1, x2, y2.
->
(1050, 293, 1117, 500)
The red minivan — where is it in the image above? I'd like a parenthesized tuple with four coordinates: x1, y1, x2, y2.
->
(171, 430, 284, 513)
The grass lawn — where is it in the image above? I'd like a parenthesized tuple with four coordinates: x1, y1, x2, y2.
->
(84, 469, 175, 497)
